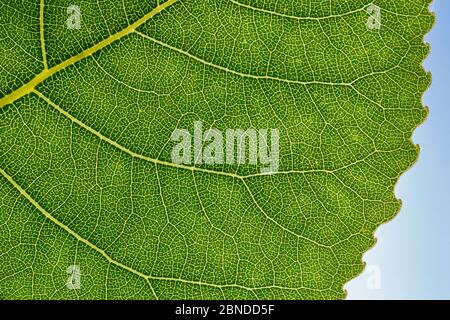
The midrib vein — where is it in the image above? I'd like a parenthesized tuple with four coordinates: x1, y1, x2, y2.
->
(34, 90, 331, 248)
(229, 0, 367, 21)
(33, 89, 343, 181)
(0, 0, 177, 110)
(33, 89, 245, 180)
(39, 0, 48, 69)
(0, 166, 306, 293)
(0, 167, 147, 280)
(133, 30, 404, 89)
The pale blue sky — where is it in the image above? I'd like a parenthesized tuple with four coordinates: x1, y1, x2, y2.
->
(346, 0, 450, 299)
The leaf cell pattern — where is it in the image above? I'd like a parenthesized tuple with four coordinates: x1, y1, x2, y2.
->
(0, 0, 433, 299)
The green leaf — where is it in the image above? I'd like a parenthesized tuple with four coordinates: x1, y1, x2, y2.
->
(0, 0, 433, 299)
